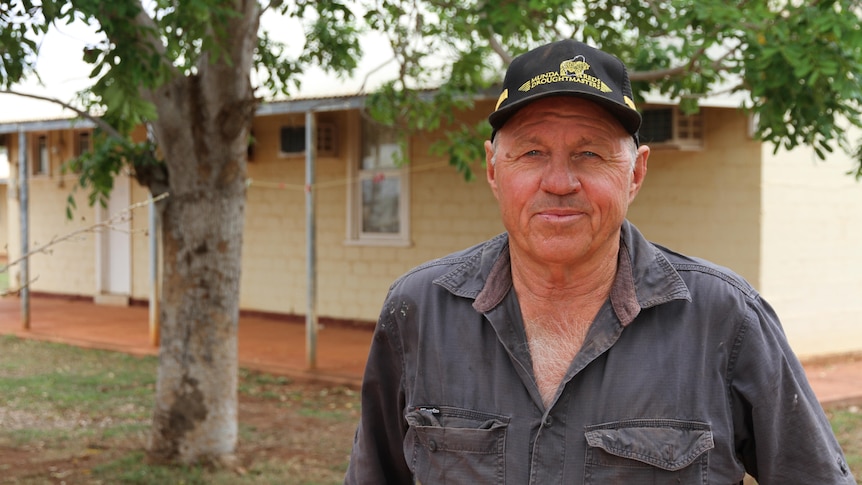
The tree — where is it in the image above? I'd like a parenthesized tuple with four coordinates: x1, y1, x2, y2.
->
(2, 0, 361, 466)
(1, 0, 860, 468)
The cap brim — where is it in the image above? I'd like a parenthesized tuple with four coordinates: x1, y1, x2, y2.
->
(489, 91, 641, 137)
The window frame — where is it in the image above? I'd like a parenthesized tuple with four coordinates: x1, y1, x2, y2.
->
(74, 130, 92, 157)
(31, 133, 50, 176)
(0, 141, 9, 182)
(345, 115, 411, 247)
(278, 125, 306, 157)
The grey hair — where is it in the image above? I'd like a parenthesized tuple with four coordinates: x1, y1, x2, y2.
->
(490, 136, 499, 166)
(626, 137, 638, 170)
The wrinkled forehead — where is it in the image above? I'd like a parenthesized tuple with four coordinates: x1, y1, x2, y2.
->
(499, 97, 630, 140)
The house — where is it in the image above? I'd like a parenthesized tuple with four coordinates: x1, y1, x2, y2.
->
(1, 96, 861, 359)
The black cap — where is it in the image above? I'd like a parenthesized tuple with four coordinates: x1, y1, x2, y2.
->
(489, 40, 641, 143)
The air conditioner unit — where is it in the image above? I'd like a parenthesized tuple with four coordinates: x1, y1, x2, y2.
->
(279, 122, 338, 157)
(639, 106, 703, 151)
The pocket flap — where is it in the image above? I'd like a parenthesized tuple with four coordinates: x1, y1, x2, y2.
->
(584, 420, 714, 471)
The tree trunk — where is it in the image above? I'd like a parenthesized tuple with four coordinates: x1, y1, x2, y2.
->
(147, 179, 246, 465)
(144, 2, 258, 465)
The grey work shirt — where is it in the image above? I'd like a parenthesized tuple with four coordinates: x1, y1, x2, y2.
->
(345, 221, 855, 484)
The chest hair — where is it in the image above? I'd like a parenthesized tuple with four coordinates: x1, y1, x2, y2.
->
(523, 314, 593, 407)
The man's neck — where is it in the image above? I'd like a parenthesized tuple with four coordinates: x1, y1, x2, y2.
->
(509, 241, 620, 306)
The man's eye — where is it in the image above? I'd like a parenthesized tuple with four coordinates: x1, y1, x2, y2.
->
(525, 150, 543, 157)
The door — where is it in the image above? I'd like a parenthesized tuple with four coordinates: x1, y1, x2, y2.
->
(95, 174, 131, 305)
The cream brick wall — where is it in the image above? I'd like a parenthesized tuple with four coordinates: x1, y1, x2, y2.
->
(239, 105, 503, 322)
(3, 131, 98, 295)
(628, 107, 763, 286)
(0, 183, 8, 258)
(760, 128, 862, 358)
(240, 111, 317, 314)
(130, 180, 155, 301)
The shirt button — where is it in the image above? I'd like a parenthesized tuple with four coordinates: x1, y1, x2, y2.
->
(543, 416, 553, 427)
(428, 439, 438, 452)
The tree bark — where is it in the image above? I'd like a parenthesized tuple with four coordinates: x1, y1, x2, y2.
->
(148, 183, 245, 464)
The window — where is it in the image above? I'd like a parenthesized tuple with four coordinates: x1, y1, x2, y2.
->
(33, 134, 49, 176)
(0, 141, 9, 181)
(279, 122, 338, 157)
(640, 108, 674, 143)
(75, 131, 91, 157)
(280, 126, 306, 155)
(347, 120, 410, 245)
(640, 106, 704, 150)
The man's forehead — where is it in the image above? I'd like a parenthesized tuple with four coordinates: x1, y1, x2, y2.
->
(502, 97, 629, 137)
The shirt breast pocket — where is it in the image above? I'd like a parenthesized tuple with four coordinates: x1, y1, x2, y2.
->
(405, 405, 509, 484)
(584, 419, 714, 484)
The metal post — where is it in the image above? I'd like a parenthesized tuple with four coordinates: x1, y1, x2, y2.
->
(148, 196, 160, 346)
(17, 129, 29, 329)
(305, 110, 318, 370)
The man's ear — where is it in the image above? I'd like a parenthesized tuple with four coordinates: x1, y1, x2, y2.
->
(629, 145, 649, 203)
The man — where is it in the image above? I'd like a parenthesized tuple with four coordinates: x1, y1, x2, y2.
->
(345, 40, 855, 484)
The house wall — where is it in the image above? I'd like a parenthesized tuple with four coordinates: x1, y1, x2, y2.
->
(759, 130, 862, 358)
(240, 111, 314, 315)
(3, 131, 98, 295)
(130, 180, 153, 301)
(628, 107, 763, 286)
(239, 102, 503, 322)
(0, 183, 7, 259)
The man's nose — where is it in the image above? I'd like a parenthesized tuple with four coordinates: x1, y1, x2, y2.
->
(539, 156, 581, 195)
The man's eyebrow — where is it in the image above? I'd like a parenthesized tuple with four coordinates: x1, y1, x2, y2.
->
(569, 136, 612, 151)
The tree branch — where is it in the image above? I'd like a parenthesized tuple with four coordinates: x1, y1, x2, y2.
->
(487, 30, 513, 66)
(0, 193, 169, 280)
(629, 65, 691, 82)
(1, 275, 40, 297)
(628, 41, 739, 83)
(0, 89, 123, 139)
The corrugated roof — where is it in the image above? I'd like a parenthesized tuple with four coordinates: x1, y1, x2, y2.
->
(0, 87, 502, 131)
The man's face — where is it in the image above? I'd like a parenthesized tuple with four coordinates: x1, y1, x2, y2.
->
(485, 96, 648, 268)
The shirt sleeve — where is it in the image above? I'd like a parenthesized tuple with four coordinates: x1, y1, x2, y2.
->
(728, 295, 856, 484)
(344, 298, 413, 484)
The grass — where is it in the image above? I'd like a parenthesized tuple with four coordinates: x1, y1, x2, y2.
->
(831, 407, 862, 478)
(0, 335, 358, 484)
(0, 335, 859, 484)
(0, 267, 8, 293)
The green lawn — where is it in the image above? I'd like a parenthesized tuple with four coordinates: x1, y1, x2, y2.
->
(0, 266, 8, 293)
(0, 335, 357, 484)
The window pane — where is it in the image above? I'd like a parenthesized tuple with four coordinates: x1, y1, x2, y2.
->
(361, 176, 400, 234)
(362, 122, 399, 170)
(0, 146, 8, 180)
(76, 132, 90, 156)
(280, 126, 306, 153)
(37, 136, 48, 174)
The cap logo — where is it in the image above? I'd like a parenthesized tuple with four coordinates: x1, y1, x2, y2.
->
(495, 89, 509, 111)
(518, 54, 611, 94)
